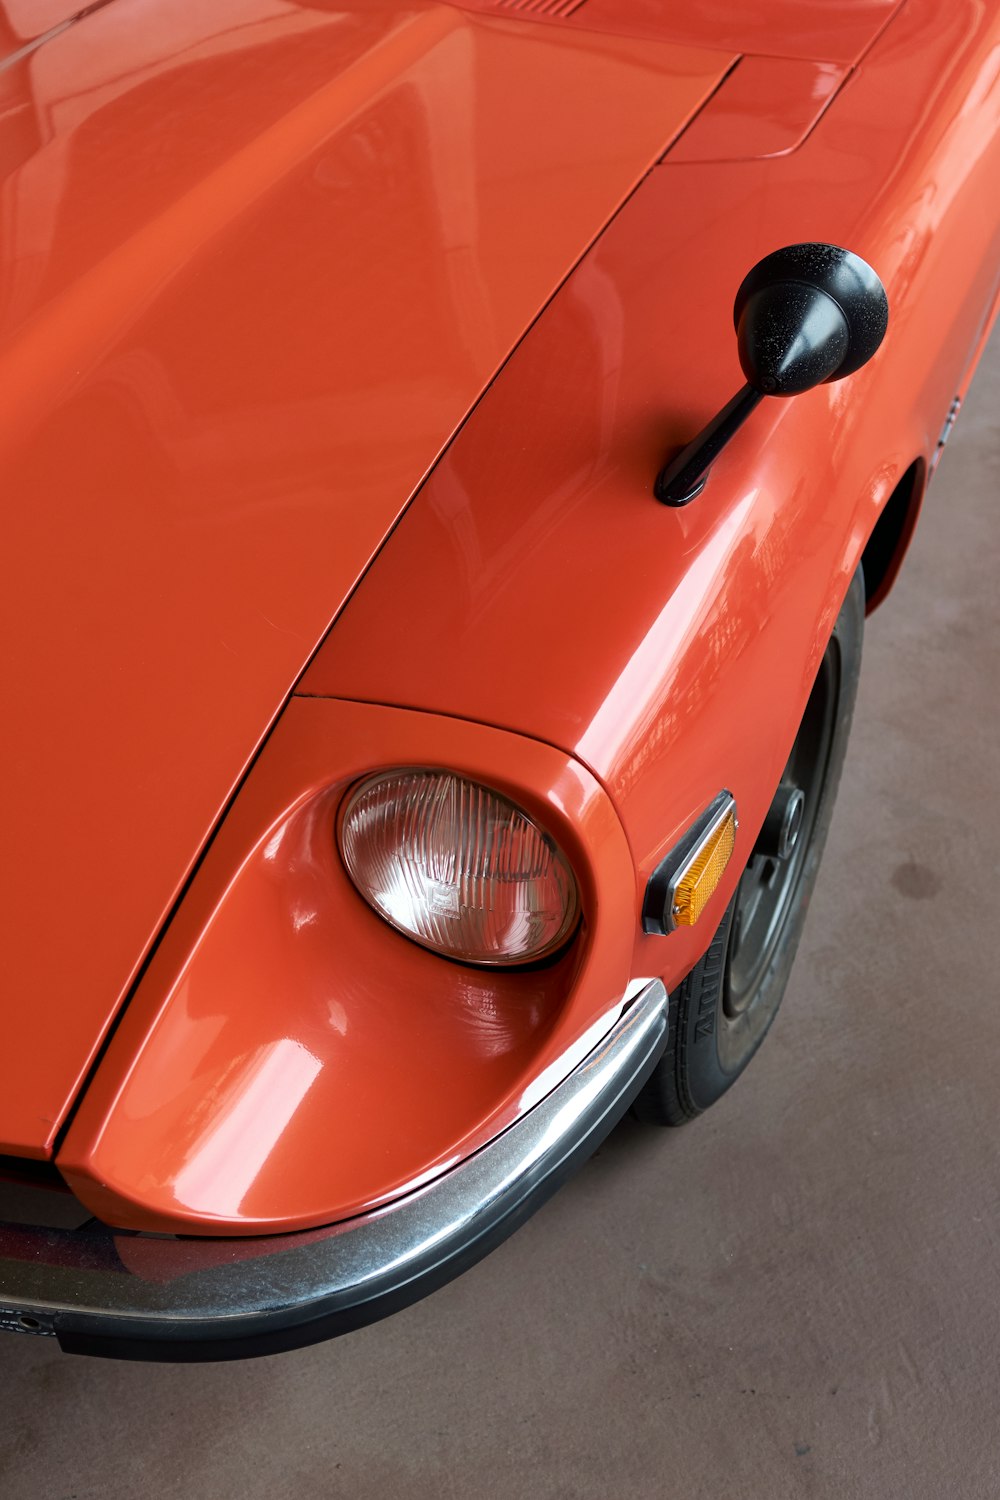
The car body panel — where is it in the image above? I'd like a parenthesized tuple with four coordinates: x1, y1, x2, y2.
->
(302, 0, 1000, 1003)
(669, 56, 848, 163)
(50, 0, 1000, 1232)
(575, 0, 904, 64)
(4, 983, 670, 1361)
(0, 0, 736, 1155)
(0, 0, 104, 52)
(58, 698, 640, 1233)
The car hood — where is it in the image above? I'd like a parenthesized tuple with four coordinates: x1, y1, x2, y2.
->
(0, 0, 735, 1154)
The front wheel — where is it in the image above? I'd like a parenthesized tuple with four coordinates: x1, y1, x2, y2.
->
(634, 567, 865, 1126)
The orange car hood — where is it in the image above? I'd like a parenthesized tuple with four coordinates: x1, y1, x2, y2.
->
(0, 1, 735, 1154)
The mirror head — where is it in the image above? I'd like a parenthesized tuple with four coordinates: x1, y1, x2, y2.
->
(734, 243, 889, 397)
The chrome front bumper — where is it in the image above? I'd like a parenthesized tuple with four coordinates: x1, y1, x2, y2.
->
(0, 980, 667, 1361)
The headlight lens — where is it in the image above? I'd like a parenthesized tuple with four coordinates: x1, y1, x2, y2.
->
(338, 769, 580, 965)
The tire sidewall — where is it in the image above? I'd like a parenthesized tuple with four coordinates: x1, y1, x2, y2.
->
(679, 568, 866, 1114)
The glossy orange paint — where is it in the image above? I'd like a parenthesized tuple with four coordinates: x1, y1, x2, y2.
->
(670, 56, 848, 163)
(0, 0, 101, 49)
(300, 0, 1000, 1013)
(0, 0, 735, 1156)
(580, 0, 904, 64)
(59, 699, 638, 1233)
(51, 0, 1000, 1235)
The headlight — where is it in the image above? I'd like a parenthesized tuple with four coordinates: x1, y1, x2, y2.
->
(338, 769, 580, 966)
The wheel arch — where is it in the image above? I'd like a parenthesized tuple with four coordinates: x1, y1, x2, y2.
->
(860, 457, 927, 613)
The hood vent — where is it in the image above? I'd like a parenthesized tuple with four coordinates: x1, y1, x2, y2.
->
(458, 0, 588, 19)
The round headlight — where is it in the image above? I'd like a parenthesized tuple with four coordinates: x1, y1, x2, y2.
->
(338, 770, 580, 966)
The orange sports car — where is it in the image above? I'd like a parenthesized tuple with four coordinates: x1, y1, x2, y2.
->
(2, 0, 998, 1359)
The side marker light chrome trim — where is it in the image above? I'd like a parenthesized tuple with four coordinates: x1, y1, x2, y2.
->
(642, 791, 738, 935)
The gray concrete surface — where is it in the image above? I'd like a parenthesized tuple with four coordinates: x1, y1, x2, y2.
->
(3, 334, 999, 1500)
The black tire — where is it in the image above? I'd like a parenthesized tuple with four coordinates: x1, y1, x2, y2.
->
(634, 566, 865, 1126)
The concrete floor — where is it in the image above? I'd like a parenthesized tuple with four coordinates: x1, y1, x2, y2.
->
(3, 333, 999, 1500)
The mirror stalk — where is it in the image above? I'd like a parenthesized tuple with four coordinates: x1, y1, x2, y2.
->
(654, 385, 762, 506)
(653, 243, 888, 509)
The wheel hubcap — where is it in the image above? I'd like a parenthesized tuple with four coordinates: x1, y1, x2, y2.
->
(755, 784, 806, 862)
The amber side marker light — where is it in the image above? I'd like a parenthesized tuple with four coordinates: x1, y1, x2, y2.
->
(642, 792, 738, 936)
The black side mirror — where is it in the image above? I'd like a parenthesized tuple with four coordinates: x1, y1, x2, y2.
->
(654, 243, 889, 506)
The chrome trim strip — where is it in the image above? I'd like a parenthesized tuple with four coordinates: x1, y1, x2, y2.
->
(0, 980, 667, 1360)
(642, 790, 737, 935)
